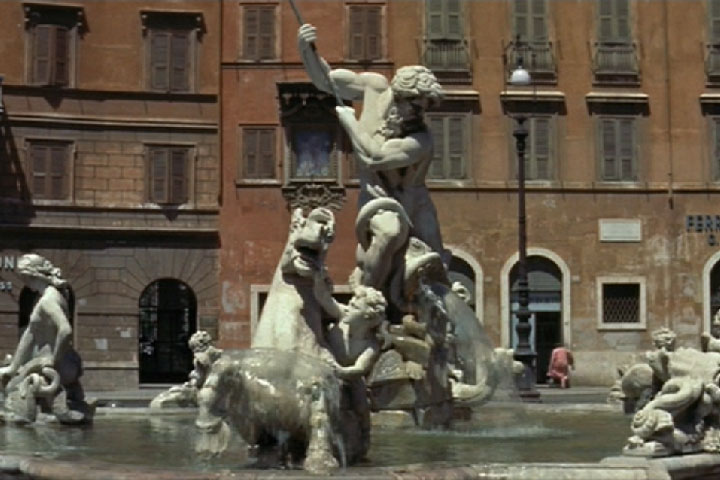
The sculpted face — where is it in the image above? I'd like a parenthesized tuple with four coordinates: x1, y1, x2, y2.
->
(281, 208, 336, 278)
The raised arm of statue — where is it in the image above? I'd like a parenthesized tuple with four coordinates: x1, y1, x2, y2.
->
(336, 106, 429, 171)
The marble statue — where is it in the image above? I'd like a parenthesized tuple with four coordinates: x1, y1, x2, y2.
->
(701, 310, 720, 354)
(621, 328, 720, 456)
(150, 331, 222, 410)
(0, 254, 93, 425)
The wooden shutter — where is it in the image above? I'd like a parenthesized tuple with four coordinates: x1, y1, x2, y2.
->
(258, 7, 275, 60)
(712, 0, 720, 44)
(170, 148, 188, 203)
(150, 148, 168, 202)
(170, 32, 189, 92)
(598, 0, 614, 41)
(448, 116, 465, 178)
(446, 0, 462, 40)
(615, 0, 630, 41)
(49, 144, 68, 198)
(244, 7, 259, 59)
(601, 119, 617, 179)
(427, 0, 445, 39)
(258, 129, 275, 178)
(243, 130, 258, 177)
(150, 31, 170, 90)
(30, 144, 48, 197)
(530, 0, 547, 43)
(349, 7, 365, 60)
(533, 117, 550, 180)
(33, 25, 52, 84)
(365, 7, 381, 60)
(599, 0, 630, 42)
(53, 26, 69, 85)
(243, 128, 276, 179)
(618, 118, 634, 180)
(514, 0, 529, 41)
(714, 119, 720, 179)
(428, 117, 445, 178)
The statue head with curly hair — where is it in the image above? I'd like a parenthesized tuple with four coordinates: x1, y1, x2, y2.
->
(345, 285, 387, 330)
(17, 253, 68, 290)
(188, 330, 214, 353)
(651, 327, 677, 352)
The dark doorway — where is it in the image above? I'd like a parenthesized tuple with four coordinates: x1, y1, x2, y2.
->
(139, 279, 196, 384)
(534, 312, 562, 383)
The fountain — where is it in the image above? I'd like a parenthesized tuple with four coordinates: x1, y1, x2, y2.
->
(3, 21, 720, 480)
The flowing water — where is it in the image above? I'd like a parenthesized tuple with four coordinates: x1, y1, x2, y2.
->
(0, 404, 630, 472)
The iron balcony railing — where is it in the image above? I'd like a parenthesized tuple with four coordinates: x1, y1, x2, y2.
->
(506, 41, 556, 79)
(592, 42, 639, 79)
(422, 38, 470, 72)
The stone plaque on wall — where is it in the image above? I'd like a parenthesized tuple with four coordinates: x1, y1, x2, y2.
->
(599, 219, 642, 243)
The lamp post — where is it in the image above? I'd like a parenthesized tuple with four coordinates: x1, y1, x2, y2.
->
(509, 56, 540, 401)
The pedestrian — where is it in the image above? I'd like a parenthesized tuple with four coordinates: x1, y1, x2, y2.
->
(547, 343, 574, 388)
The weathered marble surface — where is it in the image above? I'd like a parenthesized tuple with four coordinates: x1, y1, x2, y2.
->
(0, 254, 93, 425)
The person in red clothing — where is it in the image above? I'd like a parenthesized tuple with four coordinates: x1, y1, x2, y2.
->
(547, 344, 574, 388)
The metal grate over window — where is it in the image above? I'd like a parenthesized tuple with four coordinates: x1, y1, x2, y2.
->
(602, 283, 640, 323)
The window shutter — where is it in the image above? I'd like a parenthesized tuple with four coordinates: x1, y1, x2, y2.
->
(150, 32, 170, 91)
(712, 0, 720, 44)
(530, 0, 547, 43)
(598, 0, 614, 42)
(30, 145, 48, 197)
(715, 119, 720, 178)
(427, 0, 445, 39)
(601, 119, 617, 179)
(448, 116, 465, 178)
(33, 25, 52, 84)
(150, 148, 168, 202)
(170, 32, 189, 92)
(258, 7, 275, 60)
(615, 0, 630, 41)
(446, 0, 462, 40)
(53, 26, 69, 86)
(428, 117, 445, 178)
(365, 7, 381, 60)
(258, 129, 275, 178)
(170, 148, 188, 203)
(514, 0, 529, 42)
(349, 7, 365, 60)
(243, 130, 258, 177)
(50, 145, 68, 199)
(619, 118, 634, 180)
(244, 7, 259, 59)
(533, 118, 550, 180)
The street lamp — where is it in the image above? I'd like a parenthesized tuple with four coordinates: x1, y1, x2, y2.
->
(509, 55, 540, 401)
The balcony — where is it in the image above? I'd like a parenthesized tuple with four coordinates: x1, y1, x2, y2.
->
(505, 41, 556, 84)
(706, 45, 720, 85)
(421, 38, 471, 84)
(592, 42, 640, 85)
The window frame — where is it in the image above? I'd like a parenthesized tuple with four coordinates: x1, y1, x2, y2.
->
(240, 4, 278, 61)
(25, 139, 74, 202)
(596, 276, 647, 331)
(285, 123, 343, 183)
(25, 6, 81, 88)
(513, 0, 549, 44)
(145, 144, 194, 205)
(596, 115, 638, 183)
(142, 13, 201, 94)
(597, 0, 632, 44)
(238, 126, 278, 182)
(426, 112, 471, 182)
(345, 3, 385, 62)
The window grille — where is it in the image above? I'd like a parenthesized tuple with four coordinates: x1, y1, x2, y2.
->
(602, 283, 640, 323)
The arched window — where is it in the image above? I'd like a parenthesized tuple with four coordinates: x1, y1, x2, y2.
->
(139, 279, 197, 383)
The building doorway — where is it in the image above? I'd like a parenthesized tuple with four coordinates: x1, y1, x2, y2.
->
(138, 279, 196, 384)
(510, 256, 563, 384)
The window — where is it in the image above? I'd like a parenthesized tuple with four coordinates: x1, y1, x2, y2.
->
(143, 13, 202, 93)
(511, 0, 554, 79)
(348, 5, 382, 61)
(424, 0, 469, 77)
(27, 140, 72, 200)
(25, 5, 83, 87)
(242, 5, 276, 60)
(290, 126, 338, 180)
(712, 118, 720, 180)
(427, 114, 468, 180)
(147, 146, 191, 204)
(594, 0, 638, 80)
(597, 277, 646, 329)
(598, 117, 636, 181)
(241, 127, 276, 180)
(524, 117, 554, 181)
(707, 0, 720, 82)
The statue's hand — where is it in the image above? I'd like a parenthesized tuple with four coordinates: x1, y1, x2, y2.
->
(335, 106, 357, 125)
(0, 365, 14, 382)
(298, 23, 317, 47)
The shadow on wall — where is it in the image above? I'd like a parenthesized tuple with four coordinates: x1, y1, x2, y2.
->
(0, 108, 35, 225)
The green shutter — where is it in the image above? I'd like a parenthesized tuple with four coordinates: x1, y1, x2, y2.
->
(448, 116, 465, 179)
(619, 119, 634, 180)
(530, 0, 547, 43)
(711, 0, 720, 44)
(446, 0, 462, 40)
(514, 0, 529, 42)
(427, 0, 445, 39)
(598, 0, 614, 41)
(615, 0, 630, 41)
(601, 119, 617, 179)
(533, 118, 550, 180)
(428, 117, 445, 178)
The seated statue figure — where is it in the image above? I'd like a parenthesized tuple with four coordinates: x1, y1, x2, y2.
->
(150, 330, 223, 409)
(0, 254, 93, 425)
